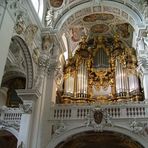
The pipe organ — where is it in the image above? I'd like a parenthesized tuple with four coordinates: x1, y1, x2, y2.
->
(61, 35, 142, 103)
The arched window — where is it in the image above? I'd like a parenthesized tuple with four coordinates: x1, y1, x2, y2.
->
(31, 0, 43, 20)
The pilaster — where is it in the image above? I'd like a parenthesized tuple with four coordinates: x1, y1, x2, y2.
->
(16, 89, 40, 148)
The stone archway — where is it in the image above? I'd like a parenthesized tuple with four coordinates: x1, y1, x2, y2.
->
(56, 131, 144, 148)
(11, 36, 33, 89)
(0, 130, 17, 148)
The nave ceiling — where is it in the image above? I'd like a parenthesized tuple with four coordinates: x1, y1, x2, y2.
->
(45, 0, 148, 55)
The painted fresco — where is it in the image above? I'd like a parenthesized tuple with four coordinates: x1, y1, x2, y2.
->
(50, 0, 63, 8)
(90, 24, 109, 33)
(83, 13, 114, 22)
(116, 23, 130, 38)
(70, 27, 87, 42)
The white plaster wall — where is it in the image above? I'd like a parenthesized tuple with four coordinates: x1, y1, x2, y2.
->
(0, 9, 14, 85)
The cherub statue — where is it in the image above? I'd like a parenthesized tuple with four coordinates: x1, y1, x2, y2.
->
(79, 35, 88, 49)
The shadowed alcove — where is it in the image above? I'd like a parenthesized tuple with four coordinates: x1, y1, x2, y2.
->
(56, 131, 144, 148)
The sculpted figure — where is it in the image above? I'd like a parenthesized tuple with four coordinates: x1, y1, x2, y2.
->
(42, 34, 53, 52)
(45, 9, 54, 28)
(14, 15, 25, 34)
(24, 24, 38, 46)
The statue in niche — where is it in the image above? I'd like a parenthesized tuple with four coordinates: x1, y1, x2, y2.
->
(24, 24, 38, 46)
(42, 34, 53, 52)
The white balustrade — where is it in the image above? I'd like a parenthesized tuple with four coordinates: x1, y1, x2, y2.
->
(0, 108, 22, 123)
(51, 102, 148, 120)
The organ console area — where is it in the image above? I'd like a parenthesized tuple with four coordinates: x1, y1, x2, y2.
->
(60, 35, 143, 104)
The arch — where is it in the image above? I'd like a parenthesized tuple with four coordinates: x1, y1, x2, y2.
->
(0, 129, 18, 148)
(0, 128, 19, 139)
(56, 131, 144, 148)
(53, 1, 144, 31)
(11, 36, 33, 89)
(47, 126, 147, 148)
(2, 70, 26, 84)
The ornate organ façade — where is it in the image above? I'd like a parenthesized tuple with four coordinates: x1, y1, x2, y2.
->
(61, 35, 142, 104)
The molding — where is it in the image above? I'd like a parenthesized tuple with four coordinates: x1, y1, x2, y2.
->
(16, 89, 41, 101)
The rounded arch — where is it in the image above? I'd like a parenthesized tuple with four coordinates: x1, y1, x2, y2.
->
(0, 127, 19, 139)
(47, 126, 147, 148)
(11, 36, 33, 89)
(0, 129, 18, 148)
(54, 1, 144, 31)
(2, 71, 26, 84)
(56, 131, 144, 148)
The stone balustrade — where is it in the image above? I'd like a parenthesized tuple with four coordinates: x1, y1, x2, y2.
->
(0, 107, 22, 123)
(51, 102, 148, 120)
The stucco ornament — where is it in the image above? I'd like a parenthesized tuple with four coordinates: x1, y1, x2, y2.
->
(130, 119, 148, 136)
(54, 66, 63, 90)
(84, 108, 112, 131)
(32, 48, 40, 64)
(54, 122, 66, 136)
(42, 34, 53, 52)
(19, 104, 32, 114)
(45, 9, 54, 28)
(0, 119, 20, 130)
(14, 14, 25, 34)
(24, 24, 38, 46)
(143, 1, 148, 20)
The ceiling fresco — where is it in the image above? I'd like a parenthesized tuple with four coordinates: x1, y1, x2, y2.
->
(83, 13, 114, 22)
(64, 12, 134, 52)
(49, 0, 63, 8)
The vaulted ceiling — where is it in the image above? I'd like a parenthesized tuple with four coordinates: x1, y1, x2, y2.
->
(45, 0, 147, 56)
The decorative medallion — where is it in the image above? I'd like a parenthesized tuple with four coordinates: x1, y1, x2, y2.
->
(94, 110, 103, 124)
(83, 13, 114, 22)
(49, 0, 63, 8)
(90, 24, 109, 33)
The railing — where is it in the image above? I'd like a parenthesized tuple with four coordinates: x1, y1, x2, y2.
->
(51, 102, 148, 120)
(0, 107, 22, 123)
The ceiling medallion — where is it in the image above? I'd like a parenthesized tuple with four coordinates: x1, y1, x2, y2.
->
(49, 0, 63, 8)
